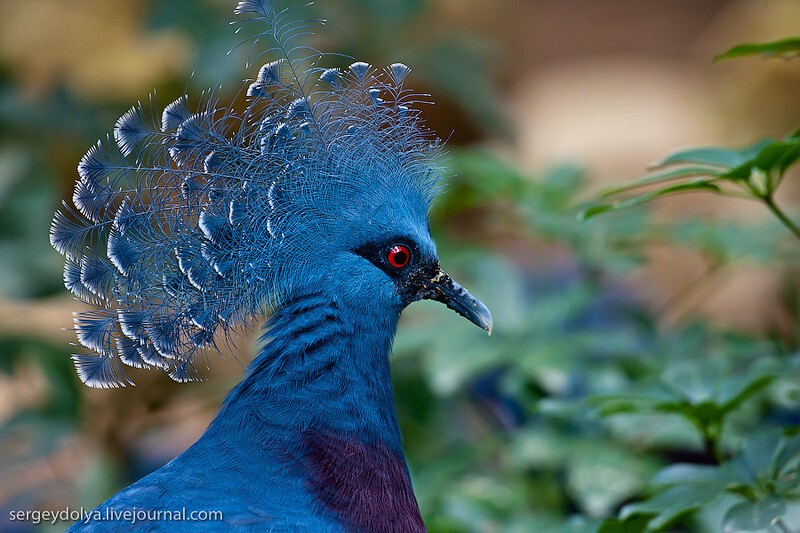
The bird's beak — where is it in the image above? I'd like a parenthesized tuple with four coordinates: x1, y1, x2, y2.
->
(421, 269, 493, 335)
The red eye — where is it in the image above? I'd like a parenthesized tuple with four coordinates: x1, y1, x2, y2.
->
(386, 244, 411, 269)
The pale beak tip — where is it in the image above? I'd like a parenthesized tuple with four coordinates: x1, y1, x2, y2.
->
(423, 269, 494, 336)
(476, 301, 493, 336)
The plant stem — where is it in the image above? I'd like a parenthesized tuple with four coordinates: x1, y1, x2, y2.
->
(697, 421, 724, 464)
(706, 425, 725, 464)
(764, 195, 800, 241)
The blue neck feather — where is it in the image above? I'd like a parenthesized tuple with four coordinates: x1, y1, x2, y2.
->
(215, 290, 403, 451)
(192, 291, 425, 531)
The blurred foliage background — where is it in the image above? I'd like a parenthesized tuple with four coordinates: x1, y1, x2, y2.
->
(2, 0, 800, 531)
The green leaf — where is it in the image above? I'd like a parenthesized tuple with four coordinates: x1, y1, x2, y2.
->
(628, 179, 722, 199)
(652, 463, 743, 488)
(750, 139, 800, 176)
(722, 497, 786, 532)
(659, 357, 775, 412)
(771, 434, 800, 481)
(656, 144, 766, 169)
(621, 484, 721, 530)
(662, 139, 775, 168)
(598, 515, 652, 533)
(719, 374, 775, 414)
(599, 165, 726, 198)
(507, 427, 571, 470)
(739, 430, 784, 485)
(719, 162, 754, 182)
(589, 394, 663, 417)
(577, 203, 615, 221)
(715, 38, 800, 63)
(566, 442, 657, 517)
(585, 180, 723, 217)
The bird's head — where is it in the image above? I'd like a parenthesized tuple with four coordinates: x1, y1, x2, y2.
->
(314, 176, 492, 335)
(49, 8, 490, 387)
(230, 60, 491, 336)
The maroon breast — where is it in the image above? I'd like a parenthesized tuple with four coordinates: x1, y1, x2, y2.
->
(303, 430, 426, 533)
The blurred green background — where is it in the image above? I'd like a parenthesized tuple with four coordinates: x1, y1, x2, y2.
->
(2, 0, 800, 531)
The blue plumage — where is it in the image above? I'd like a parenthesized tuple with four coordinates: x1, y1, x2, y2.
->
(53, 1, 492, 530)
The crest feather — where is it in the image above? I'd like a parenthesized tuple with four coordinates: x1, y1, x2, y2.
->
(51, 1, 443, 387)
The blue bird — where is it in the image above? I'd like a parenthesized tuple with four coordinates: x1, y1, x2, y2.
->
(50, 1, 491, 531)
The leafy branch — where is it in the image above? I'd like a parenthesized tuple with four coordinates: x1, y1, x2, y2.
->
(581, 36, 800, 242)
(580, 134, 800, 240)
(584, 36, 800, 532)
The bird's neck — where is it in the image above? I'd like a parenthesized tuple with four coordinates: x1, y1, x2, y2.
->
(203, 291, 425, 531)
(218, 290, 404, 450)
